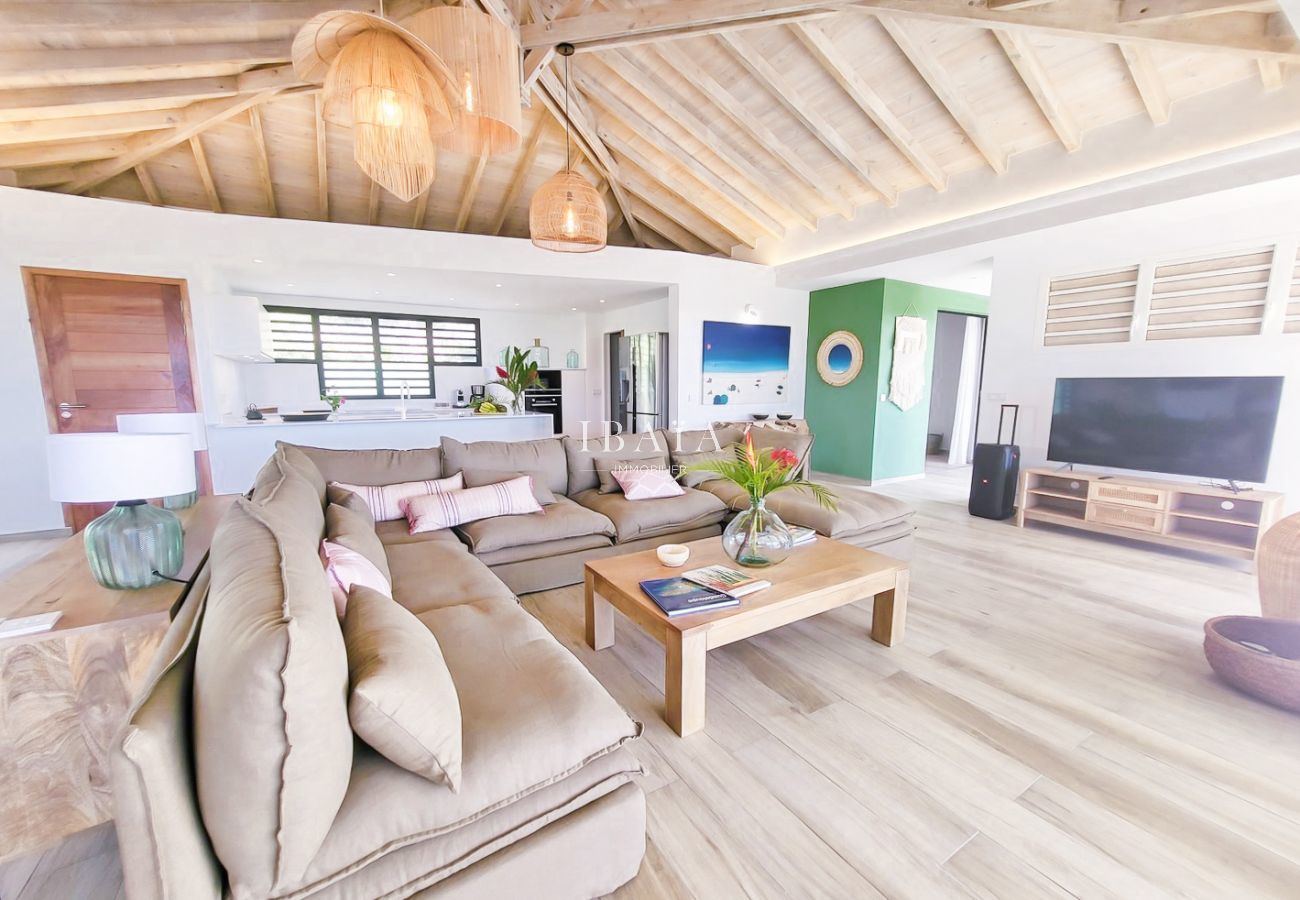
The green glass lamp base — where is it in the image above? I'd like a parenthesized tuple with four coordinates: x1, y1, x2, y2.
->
(163, 490, 198, 509)
(84, 501, 184, 590)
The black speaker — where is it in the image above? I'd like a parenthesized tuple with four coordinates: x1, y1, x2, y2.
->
(969, 405, 1020, 520)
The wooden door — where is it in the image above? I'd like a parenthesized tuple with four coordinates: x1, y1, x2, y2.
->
(25, 269, 204, 531)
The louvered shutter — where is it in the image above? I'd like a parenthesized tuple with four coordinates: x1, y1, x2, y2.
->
(1146, 247, 1272, 341)
(1287, 245, 1300, 335)
(1043, 267, 1137, 347)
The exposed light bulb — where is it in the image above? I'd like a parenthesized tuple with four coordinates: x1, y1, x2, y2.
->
(374, 88, 405, 127)
(463, 72, 475, 112)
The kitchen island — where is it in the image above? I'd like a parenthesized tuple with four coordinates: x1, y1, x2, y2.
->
(207, 412, 554, 494)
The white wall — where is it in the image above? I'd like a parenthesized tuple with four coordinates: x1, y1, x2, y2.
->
(0, 188, 806, 534)
(978, 188, 1300, 510)
(927, 312, 968, 451)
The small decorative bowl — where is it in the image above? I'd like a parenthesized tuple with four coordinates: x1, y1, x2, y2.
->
(1204, 616, 1300, 713)
(752, 414, 769, 421)
(776, 413, 794, 421)
(656, 544, 691, 567)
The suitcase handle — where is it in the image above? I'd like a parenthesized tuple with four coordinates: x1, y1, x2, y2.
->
(997, 404, 1019, 445)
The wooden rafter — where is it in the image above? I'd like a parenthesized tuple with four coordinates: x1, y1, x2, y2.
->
(575, 65, 784, 238)
(1120, 44, 1173, 123)
(521, 0, 594, 95)
(600, 49, 818, 229)
(1117, 0, 1276, 23)
(875, 16, 1009, 175)
(313, 94, 329, 221)
(189, 136, 222, 212)
(0, 1, 381, 34)
(994, 29, 1083, 152)
(411, 185, 431, 229)
(367, 180, 380, 225)
(1259, 57, 1289, 88)
(134, 164, 162, 206)
(0, 138, 127, 169)
(492, 117, 548, 234)
(56, 89, 293, 195)
(456, 148, 491, 232)
(619, 164, 734, 255)
(631, 200, 715, 255)
(791, 21, 947, 191)
(0, 42, 292, 92)
(717, 31, 898, 205)
(246, 105, 278, 215)
(0, 108, 183, 145)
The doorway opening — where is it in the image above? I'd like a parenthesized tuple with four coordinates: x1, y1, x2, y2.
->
(926, 311, 987, 467)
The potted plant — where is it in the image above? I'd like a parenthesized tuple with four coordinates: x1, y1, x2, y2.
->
(685, 430, 836, 568)
(491, 346, 541, 415)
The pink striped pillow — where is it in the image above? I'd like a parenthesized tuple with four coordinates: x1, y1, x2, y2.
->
(405, 476, 542, 533)
(321, 540, 391, 617)
(331, 473, 463, 522)
(611, 465, 685, 500)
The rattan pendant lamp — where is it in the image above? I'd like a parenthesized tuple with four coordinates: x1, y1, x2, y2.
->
(292, 8, 456, 201)
(530, 45, 607, 253)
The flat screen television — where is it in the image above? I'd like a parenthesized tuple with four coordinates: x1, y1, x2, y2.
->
(1047, 376, 1284, 483)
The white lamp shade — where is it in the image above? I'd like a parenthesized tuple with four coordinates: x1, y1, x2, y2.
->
(116, 412, 208, 451)
(47, 433, 197, 503)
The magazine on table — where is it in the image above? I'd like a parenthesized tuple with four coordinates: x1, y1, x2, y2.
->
(682, 564, 771, 598)
(640, 577, 740, 617)
(788, 525, 817, 546)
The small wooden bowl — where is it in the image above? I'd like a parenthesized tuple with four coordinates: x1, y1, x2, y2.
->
(1204, 616, 1300, 713)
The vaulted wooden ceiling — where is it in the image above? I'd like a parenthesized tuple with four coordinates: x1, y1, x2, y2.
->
(1, 1, 1296, 258)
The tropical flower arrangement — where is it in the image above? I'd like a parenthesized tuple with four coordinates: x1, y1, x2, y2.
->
(685, 430, 836, 567)
(471, 345, 540, 415)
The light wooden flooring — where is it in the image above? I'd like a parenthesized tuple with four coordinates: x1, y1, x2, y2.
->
(4, 466, 1298, 899)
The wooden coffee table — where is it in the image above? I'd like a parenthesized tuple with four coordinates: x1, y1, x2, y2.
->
(583, 536, 909, 736)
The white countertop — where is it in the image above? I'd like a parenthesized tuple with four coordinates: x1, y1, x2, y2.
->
(213, 412, 550, 428)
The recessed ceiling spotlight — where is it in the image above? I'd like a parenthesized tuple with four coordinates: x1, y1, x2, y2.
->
(286, 282, 295, 288)
(495, 283, 503, 288)
(252, 258, 264, 263)
(373, 290, 381, 296)
(386, 272, 397, 277)
(570, 306, 577, 311)
(599, 298, 605, 303)
(514, 302, 520, 307)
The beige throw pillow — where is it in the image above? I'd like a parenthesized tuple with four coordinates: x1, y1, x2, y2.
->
(460, 467, 557, 506)
(344, 584, 463, 791)
(673, 449, 731, 488)
(325, 502, 390, 582)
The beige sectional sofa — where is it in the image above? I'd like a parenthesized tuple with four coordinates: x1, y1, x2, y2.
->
(110, 426, 913, 899)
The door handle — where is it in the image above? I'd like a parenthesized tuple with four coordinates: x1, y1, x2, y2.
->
(58, 402, 87, 419)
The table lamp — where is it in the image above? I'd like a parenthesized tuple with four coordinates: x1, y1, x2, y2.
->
(47, 433, 196, 590)
(116, 412, 208, 508)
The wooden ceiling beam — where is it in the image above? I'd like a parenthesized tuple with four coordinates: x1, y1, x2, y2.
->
(0, 76, 236, 124)
(534, 68, 646, 245)
(575, 65, 785, 238)
(618, 165, 734, 255)
(1117, 0, 1276, 23)
(994, 29, 1083, 152)
(1259, 58, 1289, 88)
(313, 95, 329, 221)
(6, 164, 78, 187)
(791, 22, 947, 192)
(521, 1, 856, 51)
(134, 165, 162, 206)
(367, 180, 380, 226)
(630, 201, 716, 255)
(0, 42, 293, 91)
(854, 2, 1300, 61)
(247, 105, 278, 216)
(0, 137, 127, 169)
(0, 2, 380, 33)
(189, 136, 222, 213)
(1120, 45, 1172, 124)
(492, 117, 547, 234)
(0, 107, 187, 145)
(411, 186, 431, 229)
(57, 89, 293, 195)
(600, 49, 817, 230)
(875, 16, 1009, 175)
(456, 148, 492, 232)
(717, 31, 897, 206)
(521, 0, 593, 95)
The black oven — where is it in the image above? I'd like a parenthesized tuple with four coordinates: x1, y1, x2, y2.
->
(524, 388, 562, 434)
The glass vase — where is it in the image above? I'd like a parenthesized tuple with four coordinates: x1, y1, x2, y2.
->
(722, 497, 794, 568)
(84, 501, 184, 590)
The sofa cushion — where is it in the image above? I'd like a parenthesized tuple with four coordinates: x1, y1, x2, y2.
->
(442, 436, 568, 497)
(276, 442, 327, 504)
(473, 532, 614, 567)
(748, 428, 815, 475)
(612, 466, 685, 500)
(334, 473, 463, 523)
(293, 596, 641, 894)
(322, 540, 391, 617)
(384, 542, 516, 613)
(461, 467, 556, 506)
(374, 518, 464, 548)
(699, 480, 913, 538)
(327, 484, 374, 528)
(325, 502, 389, 582)
(596, 459, 670, 494)
(661, 425, 744, 456)
(455, 495, 615, 555)
(194, 491, 351, 899)
(572, 487, 726, 543)
(672, 448, 730, 488)
(283, 442, 443, 485)
(344, 584, 463, 791)
(564, 431, 669, 494)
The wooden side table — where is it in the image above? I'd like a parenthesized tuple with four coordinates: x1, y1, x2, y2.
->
(0, 495, 234, 863)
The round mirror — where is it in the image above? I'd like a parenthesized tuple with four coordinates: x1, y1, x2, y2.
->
(816, 331, 863, 386)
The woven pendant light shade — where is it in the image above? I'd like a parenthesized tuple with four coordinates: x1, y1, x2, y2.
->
(322, 30, 450, 201)
(529, 170, 607, 253)
(405, 6, 522, 156)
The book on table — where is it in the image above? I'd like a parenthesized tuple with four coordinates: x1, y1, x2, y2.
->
(640, 577, 739, 617)
(682, 564, 771, 598)
(788, 525, 816, 546)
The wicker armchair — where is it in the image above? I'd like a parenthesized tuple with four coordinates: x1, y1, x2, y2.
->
(1259, 512, 1300, 619)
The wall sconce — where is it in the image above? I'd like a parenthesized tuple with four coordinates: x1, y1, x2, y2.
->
(743, 304, 759, 321)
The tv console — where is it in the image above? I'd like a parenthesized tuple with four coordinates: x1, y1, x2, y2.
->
(1015, 467, 1284, 564)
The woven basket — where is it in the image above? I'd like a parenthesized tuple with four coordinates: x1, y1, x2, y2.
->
(1204, 616, 1300, 713)
(1258, 512, 1300, 620)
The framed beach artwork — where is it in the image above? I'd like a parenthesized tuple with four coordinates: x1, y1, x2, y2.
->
(701, 320, 791, 406)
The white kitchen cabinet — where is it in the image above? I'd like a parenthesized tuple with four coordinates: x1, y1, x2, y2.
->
(212, 295, 275, 362)
(561, 369, 587, 437)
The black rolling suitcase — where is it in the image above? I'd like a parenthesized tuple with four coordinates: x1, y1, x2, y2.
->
(969, 404, 1021, 520)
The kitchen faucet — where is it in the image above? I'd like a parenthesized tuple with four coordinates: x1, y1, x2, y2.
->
(399, 381, 409, 419)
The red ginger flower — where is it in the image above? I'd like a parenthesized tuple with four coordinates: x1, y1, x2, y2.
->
(770, 447, 799, 469)
(495, 366, 508, 379)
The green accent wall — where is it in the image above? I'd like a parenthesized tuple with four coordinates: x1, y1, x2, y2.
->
(806, 279, 989, 483)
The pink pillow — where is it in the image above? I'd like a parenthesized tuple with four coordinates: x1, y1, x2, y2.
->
(331, 473, 463, 522)
(405, 476, 542, 533)
(321, 540, 391, 617)
(612, 466, 685, 500)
